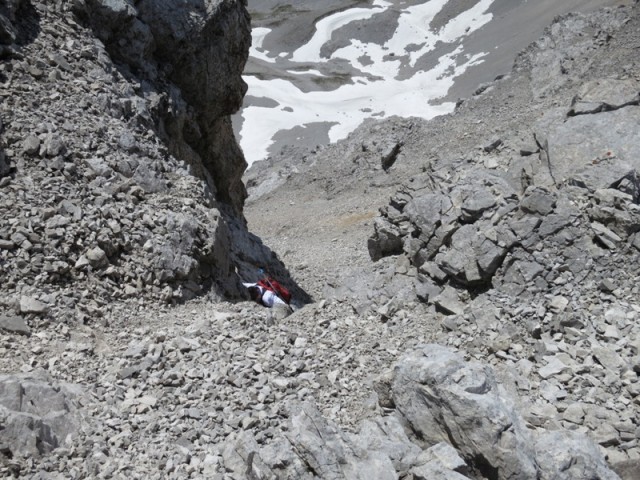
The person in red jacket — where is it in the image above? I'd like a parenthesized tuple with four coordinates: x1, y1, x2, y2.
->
(245, 283, 287, 307)
(243, 270, 292, 308)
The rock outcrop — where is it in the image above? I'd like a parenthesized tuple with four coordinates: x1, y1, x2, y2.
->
(0, 373, 83, 460)
(73, 0, 251, 212)
(0, 0, 301, 325)
(222, 345, 620, 480)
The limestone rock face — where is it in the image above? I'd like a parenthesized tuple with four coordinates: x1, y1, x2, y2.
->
(369, 143, 640, 300)
(390, 345, 538, 479)
(73, 0, 251, 212)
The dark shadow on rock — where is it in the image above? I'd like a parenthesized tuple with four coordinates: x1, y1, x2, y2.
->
(13, 1, 40, 46)
(0, 116, 10, 177)
(0, 0, 41, 48)
(71, 0, 250, 213)
(226, 210, 313, 307)
(0, 147, 10, 178)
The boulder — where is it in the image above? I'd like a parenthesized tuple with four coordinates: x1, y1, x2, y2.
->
(19, 296, 49, 315)
(0, 373, 83, 458)
(391, 345, 538, 479)
(535, 431, 622, 480)
(222, 402, 471, 479)
(369, 217, 404, 261)
(222, 345, 621, 480)
(0, 314, 30, 336)
(534, 106, 640, 189)
(283, 403, 400, 479)
(389, 345, 619, 480)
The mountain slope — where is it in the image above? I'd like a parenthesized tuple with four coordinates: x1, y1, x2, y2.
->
(1, 1, 639, 478)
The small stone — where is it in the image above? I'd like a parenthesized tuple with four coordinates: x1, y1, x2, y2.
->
(520, 187, 556, 215)
(562, 403, 585, 424)
(187, 408, 202, 419)
(28, 65, 44, 78)
(124, 285, 137, 296)
(416, 442, 467, 472)
(42, 134, 66, 157)
(272, 378, 289, 389)
(548, 296, 569, 313)
(592, 347, 624, 372)
(241, 416, 258, 429)
(538, 355, 569, 379)
(0, 315, 31, 336)
(294, 337, 307, 348)
(483, 137, 503, 153)
(118, 132, 138, 153)
(603, 325, 620, 340)
(592, 423, 620, 447)
(591, 222, 622, 247)
(19, 296, 49, 314)
(86, 247, 107, 267)
(22, 135, 41, 156)
(433, 287, 465, 316)
(0, 239, 15, 250)
(49, 52, 72, 71)
(598, 278, 616, 293)
(74, 255, 90, 268)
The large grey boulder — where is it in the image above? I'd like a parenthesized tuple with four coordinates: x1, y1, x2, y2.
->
(0, 314, 30, 336)
(0, 373, 83, 458)
(388, 345, 620, 480)
(221, 344, 621, 480)
(390, 345, 538, 479)
(534, 105, 640, 190)
(536, 431, 623, 480)
(283, 403, 403, 479)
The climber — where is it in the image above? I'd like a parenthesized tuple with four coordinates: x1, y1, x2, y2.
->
(245, 283, 287, 308)
(243, 269, 292, 309)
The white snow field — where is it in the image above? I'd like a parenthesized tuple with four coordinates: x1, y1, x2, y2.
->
(239, 0, 495, 166)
